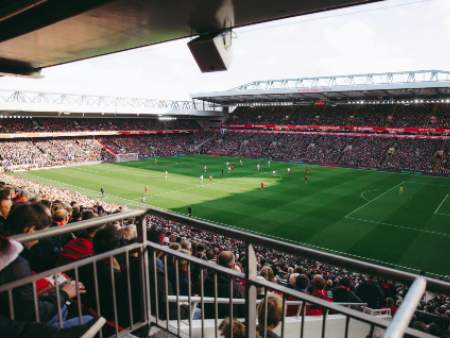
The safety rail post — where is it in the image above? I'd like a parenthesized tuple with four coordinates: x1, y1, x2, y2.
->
(383, 277, 427, 338)
(144, 207, 450, 294)
(136, 214, 152, 336)
(245, 243, 258, 338)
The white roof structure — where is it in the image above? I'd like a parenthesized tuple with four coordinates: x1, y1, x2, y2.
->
(0, 89, 222, 117)
(192, 70, 450, 104)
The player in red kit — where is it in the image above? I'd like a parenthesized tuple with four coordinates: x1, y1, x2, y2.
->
(260, 181, 265, 190)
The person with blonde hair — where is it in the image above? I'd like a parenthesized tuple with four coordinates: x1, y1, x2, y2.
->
(219, 318, 262, 338)
(257, 293, 283, 338)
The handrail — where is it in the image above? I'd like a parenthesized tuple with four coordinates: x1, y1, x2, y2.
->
(383, 277, 428, 338)
(145, 207, 450, 293)
(12, 209, 146, 243)
(4, 209, 442, 338)
(10, 208, 450, 294)
(147, 240, 425, 338)
(0, 242, 142, 292)
(166, 295, 367, 307)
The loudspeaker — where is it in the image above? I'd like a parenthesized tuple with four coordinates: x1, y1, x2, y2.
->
(188, 31, 232, 72)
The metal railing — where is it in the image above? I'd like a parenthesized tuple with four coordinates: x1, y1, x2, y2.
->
(1, 208, 447, 338)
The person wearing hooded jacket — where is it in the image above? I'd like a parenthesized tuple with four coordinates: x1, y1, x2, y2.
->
(0, 203, 90, 326)
(0, 235, 106, 337)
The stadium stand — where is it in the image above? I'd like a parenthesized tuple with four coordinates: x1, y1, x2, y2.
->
(226, 105, 450, 128)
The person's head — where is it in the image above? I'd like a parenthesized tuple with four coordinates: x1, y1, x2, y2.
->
(257, 293, 283, 331)
(194, 242, 205, 254)
(219, 318, 249, 338)
(169, 243, 181, 251)
(296, 274, 310, 291)
(5, 203, 52, 249)
(206, 248, 215, 260)
(93, 224, 122, 254)
(260, 266, 275, 283)
(40, 199, 52, 209)
(14, 189, 30, 203)
(326, 279, 333, 289)
(0, 187, 13, 199)
(217, 251, 235, 269)
(385, 297, 394, 307)
(81, 210, 98, 221)
(52, 205, 69, 226)
(312, 274, 326, 291)
(180, 239, 191, 251)
(288, 273, 299, 288)
(0, 191, 12, 219)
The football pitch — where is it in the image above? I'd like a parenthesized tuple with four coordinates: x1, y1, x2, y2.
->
(15, 154, 450, 280)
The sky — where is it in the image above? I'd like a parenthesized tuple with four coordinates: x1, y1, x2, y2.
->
(0, 0, 449, 100)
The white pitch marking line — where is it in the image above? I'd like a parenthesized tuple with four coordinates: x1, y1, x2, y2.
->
(360, 189, 378, 202)
(346, 215, 450, 238)
(345, 181, 405, 218)
(434, 193, 449, 215)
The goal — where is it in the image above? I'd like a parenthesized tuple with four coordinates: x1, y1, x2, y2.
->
(115, 153, 139, 162)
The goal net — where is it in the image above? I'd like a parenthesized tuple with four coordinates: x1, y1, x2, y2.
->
(115, 153, 139, 162)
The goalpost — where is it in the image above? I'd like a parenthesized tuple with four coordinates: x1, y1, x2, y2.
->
(115, 153, 139, 162)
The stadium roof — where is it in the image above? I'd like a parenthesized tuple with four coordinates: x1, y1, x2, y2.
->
(192, 70, 450, 104)
(0, 89, 223, 117)
(0, 0, 379, 77)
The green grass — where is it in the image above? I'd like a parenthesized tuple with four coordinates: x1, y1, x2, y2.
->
(14, 155, 450, 280)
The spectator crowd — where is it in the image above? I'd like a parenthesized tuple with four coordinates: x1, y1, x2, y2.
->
(0, 117, 198, 133)
(203, 133, 450, 175)
(228, 105, 450, 128)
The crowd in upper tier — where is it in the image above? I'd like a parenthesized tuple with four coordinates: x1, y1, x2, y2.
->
(0, 174, 448, 337)
(0, 117, 198, 133)
(227, 105, 450, 128)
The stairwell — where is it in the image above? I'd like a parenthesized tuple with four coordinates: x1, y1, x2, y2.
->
(337, 138, 356, 163)
(192, 136, 215, 152)
(96, 139, 118, 157)
(380, 141, 397, 166)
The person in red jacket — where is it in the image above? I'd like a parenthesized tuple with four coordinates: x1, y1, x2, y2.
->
(306, 274, 333, 316)
(57, 211, 100, 266)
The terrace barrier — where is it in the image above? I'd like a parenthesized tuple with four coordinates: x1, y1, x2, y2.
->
(1, 208, 447, 338)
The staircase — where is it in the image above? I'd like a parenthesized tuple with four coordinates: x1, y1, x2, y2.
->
(337, 138, 355, 163)
(380, 141, 397, 166)
(96, 140, 118, 157)
(192, 136, 215, 152)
